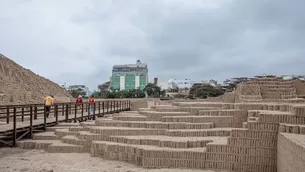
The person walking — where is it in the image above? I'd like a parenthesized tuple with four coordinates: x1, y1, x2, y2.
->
(88, 96, 96, 115)
(44, 95, 54, 118)
(75, 95, 83, 111)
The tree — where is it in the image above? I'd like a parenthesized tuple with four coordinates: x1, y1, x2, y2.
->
(189, 83, 224, 99)
(144, 83, 161, 98)
(105, 89, 146, 99)
(98, 81, 111, 91)
(160, 89, 166, 97)
(227, 83, 237, 90)
(98, 81, 111, 98)
(69, 88, 87, 98)
(91, 91, 101, 98)
(106, 91, 116, 99)
(129, 89, 146, 98)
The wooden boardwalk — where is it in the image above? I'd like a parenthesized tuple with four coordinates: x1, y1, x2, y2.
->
(0, 108, 120, 134)
(0, 100, 131, 146)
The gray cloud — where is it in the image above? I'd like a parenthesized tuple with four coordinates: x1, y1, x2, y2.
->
(0, 0, 305, 90)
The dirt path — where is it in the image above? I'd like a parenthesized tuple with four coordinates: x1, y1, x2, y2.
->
(0, 148, 222, 172)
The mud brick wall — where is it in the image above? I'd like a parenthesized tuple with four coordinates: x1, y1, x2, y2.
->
(235, 103, 295, 112)
(112, 115, 149, 121)
(258, 113, 305, 124)
(277, 133, 305, 172)
(96, 120, 213, 130)
(17, 141, 54, 149)
(180, 107, 221, 115)
(198, 109, 248, 128)
(231, 78, 303, 102)
(220, 92, 237, 103)
(139, 111, 191, 121)
(246, 122, 279, 131)
(292, 79, 305, 96)
(278, 123, 305, 134)
(61, 135, 91, 152)
(206, 143, 277, 171)
(290, 104, 305, 117)
(172, 102, 224, 108)
(138, 108, 154, 111)
(259, 81, 297, 99)
(89, 128, 166, 140)
(238, 84, 261, 95)
(165, 129, 231, 137)
(162, 116, 234, 128)
(131, 101, 148, 111)
(204, 121, 279, 172)
(91, 141, 207, 169)
(77, 132, 103, 141)
(221, 103, 235, 109)
(168, 123, 213, 129)
(107, 136, 214, 149)
(150, 105, 178, 110)
(97, 121, 168, 129)
(283, 98, 305, 103)
(240, 95, 262, 101)
(153, 107, 221, 115)
(154, 107, 184, 112)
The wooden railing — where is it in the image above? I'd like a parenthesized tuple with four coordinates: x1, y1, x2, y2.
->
(0, 100, 131, 147)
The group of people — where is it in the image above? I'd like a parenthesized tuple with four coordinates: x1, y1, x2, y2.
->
(44, 95, 96, 117)
(75, 95, 96, 113)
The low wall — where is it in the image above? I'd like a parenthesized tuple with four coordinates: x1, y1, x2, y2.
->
(131, 101, 148, 111)
(129, 99, 161, 111)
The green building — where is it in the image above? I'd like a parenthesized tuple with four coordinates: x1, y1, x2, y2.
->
(111, 60, 148, 91)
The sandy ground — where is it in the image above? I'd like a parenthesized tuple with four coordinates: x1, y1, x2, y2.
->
(0, 148, 223, 172)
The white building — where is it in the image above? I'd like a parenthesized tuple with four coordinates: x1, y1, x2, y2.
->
(167, 78, 200, 90)
(167, 78, 220, 91)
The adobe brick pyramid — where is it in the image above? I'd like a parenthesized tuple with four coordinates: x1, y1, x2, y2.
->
(17, 77, 305, 172)
(205, 77, 305, 103)
(0, 54, 73, 105)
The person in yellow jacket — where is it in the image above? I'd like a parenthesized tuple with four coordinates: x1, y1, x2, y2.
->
(44, 95, 54, 117)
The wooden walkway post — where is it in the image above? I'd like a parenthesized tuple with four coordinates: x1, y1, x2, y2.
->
(6, 107, 9, 124)
(74, 104, 77, 123)
(29, 106, 33, 139)
(65, 105, 69, 122)
(13, 107, 17, 147)
(55, 105, 58, 124)
(44, 106, 47, 131)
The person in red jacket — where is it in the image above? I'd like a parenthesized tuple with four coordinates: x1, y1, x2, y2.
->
(88, 96, 96, 114)
(76, 95, 83, 111)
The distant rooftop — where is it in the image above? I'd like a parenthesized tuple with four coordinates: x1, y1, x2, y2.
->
(68, 85, 86, 88)
(113, 60, 147, 68)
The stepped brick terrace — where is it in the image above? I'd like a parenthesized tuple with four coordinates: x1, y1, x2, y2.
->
(2, 77, 305, 172)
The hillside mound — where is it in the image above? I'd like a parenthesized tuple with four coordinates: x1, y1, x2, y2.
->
(0, 54, 73, 105)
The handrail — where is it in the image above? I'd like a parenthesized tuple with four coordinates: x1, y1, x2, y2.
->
(0, 100, 131, 147)
(0, 99, 123, 108)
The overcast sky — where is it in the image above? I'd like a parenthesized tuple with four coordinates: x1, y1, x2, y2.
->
(1, 0, 305, 90)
